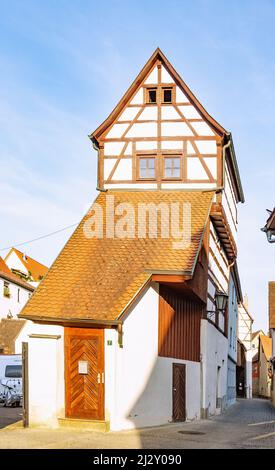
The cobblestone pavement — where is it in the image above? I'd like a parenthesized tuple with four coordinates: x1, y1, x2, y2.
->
(0, 399, 275, 448)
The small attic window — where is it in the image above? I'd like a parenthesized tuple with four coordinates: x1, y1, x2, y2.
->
(146, 87, 157, 104)
(162, 87, 172, 103)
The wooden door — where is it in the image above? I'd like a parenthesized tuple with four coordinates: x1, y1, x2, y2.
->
(172, 363, 186, 422)
(65, 328, 104, 420)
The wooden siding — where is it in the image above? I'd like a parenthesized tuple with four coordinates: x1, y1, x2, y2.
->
(158, 285, 203, 362)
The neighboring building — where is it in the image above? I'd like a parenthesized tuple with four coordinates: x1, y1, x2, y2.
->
(0, 256, 34, 321)
(258, 334, 272, 398)
(237, 300, 253, 398)
(251, 330, 265, 396)
(269, 282, 275, 405)
(227, 265, 242, 405)
(18, 49, 244, 430)
(262, 210, 275, 405)
(0, 251, 46, 354)
(5, 247, 48, 287)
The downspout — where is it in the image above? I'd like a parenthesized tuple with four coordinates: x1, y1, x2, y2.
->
(92, 138, 107, 193)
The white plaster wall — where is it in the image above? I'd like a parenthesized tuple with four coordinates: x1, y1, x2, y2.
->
(144, 66, 158, 84)
(0, 277, 31, 320)
(136, 141, 157, 150)
(176, 87, 189, 103)
(161, 122, 193, 137)
(118, 107, 140, 122)
(245, 349, 253, 399)
(104, 142, 125, 156)
(161, 66, 174, 83)
(191, 122, 215, 136)
(187, 158, 208, 180)
(161, 106, 180, 120)
(126, 122, 157, 138)
(195, 140, 217, 155)
(227, 357, 236, 406)
(138, 106, 158, 120)
(15, 322, 65, 427)
(106, 284, 201, 431)
(112, 159, 132, 181)
(106, 123, 128, 139)
(161, 183, 217, 189)
(104, 183, 158, 190)
(201, 319, 228, 416)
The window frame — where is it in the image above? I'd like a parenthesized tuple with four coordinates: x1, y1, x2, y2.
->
(162, 155, 182, 180)
(161, 86, 175, 104)
(145, 87, 158, 105)
(136, 154, 157, 181)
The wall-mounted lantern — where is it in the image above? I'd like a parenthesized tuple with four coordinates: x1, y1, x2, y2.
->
(215, 291, 229, 314)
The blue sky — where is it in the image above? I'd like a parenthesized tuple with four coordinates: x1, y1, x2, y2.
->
(0, 0, 274, 331)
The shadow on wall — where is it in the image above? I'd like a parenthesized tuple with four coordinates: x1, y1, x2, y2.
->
(115, 281, 204, 444)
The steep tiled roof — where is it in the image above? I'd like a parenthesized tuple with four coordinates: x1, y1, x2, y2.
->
(5, 248, 48, 282)
(20, 191, 214, 323)
(260, 335, 272, 361)
(0, 256, 34, 291)
(0, 319, 26, 354)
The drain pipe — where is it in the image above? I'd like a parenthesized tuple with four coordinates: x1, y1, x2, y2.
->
(91, 138, 108, 192)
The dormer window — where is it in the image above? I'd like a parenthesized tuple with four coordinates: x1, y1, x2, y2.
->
(146, 87, 157, 104)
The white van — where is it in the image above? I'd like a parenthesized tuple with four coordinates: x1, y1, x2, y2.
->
(0, 355, 22, 402)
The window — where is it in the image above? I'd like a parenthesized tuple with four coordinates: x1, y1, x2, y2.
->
(162, 87, 173, 103)
(3, 281, 10, 298)
(139, 157, 155, 179)
(5, 365, 22, 378)
(164, 157, 181, 178)
(146, 87, 157, 104)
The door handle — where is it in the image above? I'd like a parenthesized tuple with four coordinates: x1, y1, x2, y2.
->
(173, 388, 177, 391)
(97, 373, 101, 384)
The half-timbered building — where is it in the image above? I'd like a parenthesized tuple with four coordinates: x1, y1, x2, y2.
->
(18, 49, 244, 429)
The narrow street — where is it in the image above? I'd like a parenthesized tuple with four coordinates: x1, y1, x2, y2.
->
(0, 399, 275, 449)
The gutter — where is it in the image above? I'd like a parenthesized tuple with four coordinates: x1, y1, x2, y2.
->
(18, 314, 121, 327)
(224, 134, 245, 203)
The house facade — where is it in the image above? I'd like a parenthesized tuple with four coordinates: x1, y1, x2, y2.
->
(0, 256, 34, 322)
(18, 49, 244, 430)
(269, 281, 275, 405)
(257, 334, 272, 398)
(5, 248, 48, 288)
(226, 267, 242, 405)
(237, 301, 253, 398)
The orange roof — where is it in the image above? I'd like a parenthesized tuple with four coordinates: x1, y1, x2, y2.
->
(5, 248, 48, 282)
(0, 256, 12, 276)
(0, 256, 34, 291)
(260, 335, 272, 361)
(20, 190, 214, 323)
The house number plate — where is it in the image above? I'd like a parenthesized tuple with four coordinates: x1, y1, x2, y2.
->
(78, 360, 88, 374)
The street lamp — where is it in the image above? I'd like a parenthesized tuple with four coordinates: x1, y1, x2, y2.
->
(261, 208, 275, 243)
(215, 290, 229, 313)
